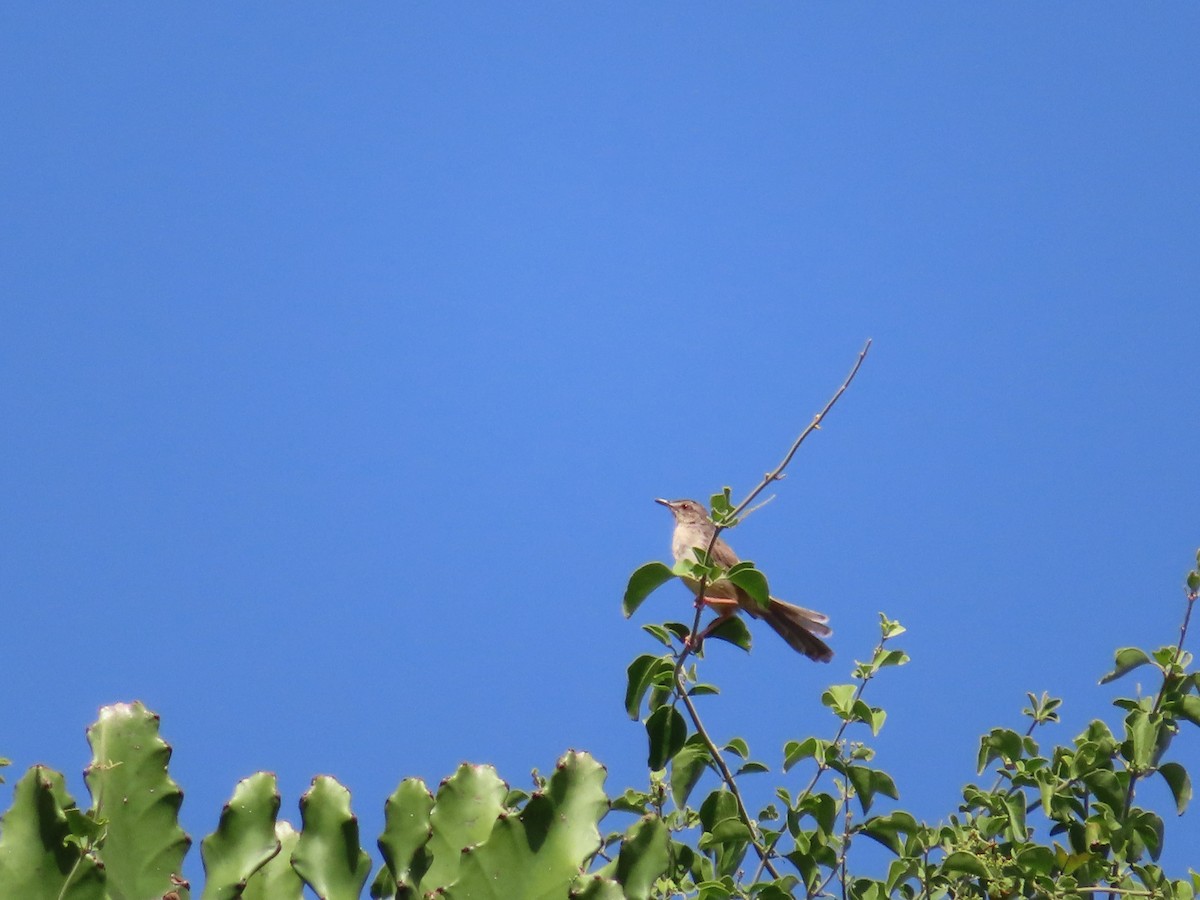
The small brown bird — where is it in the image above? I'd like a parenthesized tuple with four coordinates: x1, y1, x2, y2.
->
(655, 498, 833, 662)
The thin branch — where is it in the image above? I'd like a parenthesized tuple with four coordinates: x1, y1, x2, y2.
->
(674, 671, 782, 880)
(728, 338, 872, 525)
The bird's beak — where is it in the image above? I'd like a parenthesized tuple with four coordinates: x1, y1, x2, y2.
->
(654, 498, 672, 509)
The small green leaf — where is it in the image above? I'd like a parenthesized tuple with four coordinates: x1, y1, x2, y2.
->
(1125, 709, 1158, 770)
(783, 738, 827, 771)
(1100, 648, 1153, 684)
(669, 736, 711, 808)
(640, 624, 674, 646)
(1173, 695, 1200, 727)
(624, 563, 677, 617)
(846, 766, 899, 814)
(1159, 762, 1192, 815)
(875, 649, 909, 668)
(859, 811, 921, 856)
(878, 614, 906, 639)
(723, 738, 749, 759)
(625, 655, 672, 721)
(709, 489, 737, 526)
(799, 792, 838, 835)
(726, 563, 770, 611)
(663, 622, 692, 643)
(942, 850, 988, 877)
(821, 684, 857, 718)
(735, 762, 769, 776)
(978, 728, 1025, 773)
(707, 616, 752, 651)
(1016, 845, 1055, 875)
(646, 706, 688, 771)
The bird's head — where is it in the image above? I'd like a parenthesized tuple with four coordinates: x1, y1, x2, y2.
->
(654, 497, 710, 525)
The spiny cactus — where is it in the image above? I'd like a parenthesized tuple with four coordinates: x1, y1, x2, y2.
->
(0, 703, 660, 899)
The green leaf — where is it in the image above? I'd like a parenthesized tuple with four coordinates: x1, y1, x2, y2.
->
(292, 776, 372, 900)
(625, 655, 672, 720)
(878, 614, 906, 639)
(977, 728, 1025, 773)
(646, 706, 688, 771)
(1159, 762, 1192, 815)
(640, 624, 674, 646)
(726, 563, 770, 611)
(1125, 709, 1158, 770)
(1003, 792, 1028, 842)
(698, 789, 739, 834)
(614, 816, 670, 900)
(941, 850, 988, 877)
(846, 766, 899, 815)
(200, 772, 283, 900)
(723, 738, 749, 759)
(1016, 845, 1055, 875)
(1174, 695, 1200, 727)
(669, 736, 712, 808)
(735, 762, 769, 775)
(707, 616, 752, 651)
(859, 811, 921, 856)
(1131, 809, 1165, 861)
(783, 737, 828, 771)
(663, 622, 692, 643)
(709, 488, 737, 526)
(1100, 648, 1153, 684)
(702, 818, 752, 844)
(623, 562, 676, 618)
(798, 793, 838, 835)
(821, 684, 857, 718)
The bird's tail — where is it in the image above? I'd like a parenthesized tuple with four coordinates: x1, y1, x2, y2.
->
(761, 598, 834, 662)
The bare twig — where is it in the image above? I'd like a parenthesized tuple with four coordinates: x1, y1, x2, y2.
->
(727, 338, 872, 526)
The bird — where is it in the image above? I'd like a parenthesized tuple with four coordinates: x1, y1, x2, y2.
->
(655, 498, 833, 662)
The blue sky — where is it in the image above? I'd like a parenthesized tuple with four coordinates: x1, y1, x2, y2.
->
(2, 4, 1198, 887)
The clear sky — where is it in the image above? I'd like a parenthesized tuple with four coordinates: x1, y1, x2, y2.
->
(2, 4, 1198, 887)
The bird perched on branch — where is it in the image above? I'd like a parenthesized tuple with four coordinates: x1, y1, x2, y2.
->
(655, 498, 833, 662)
